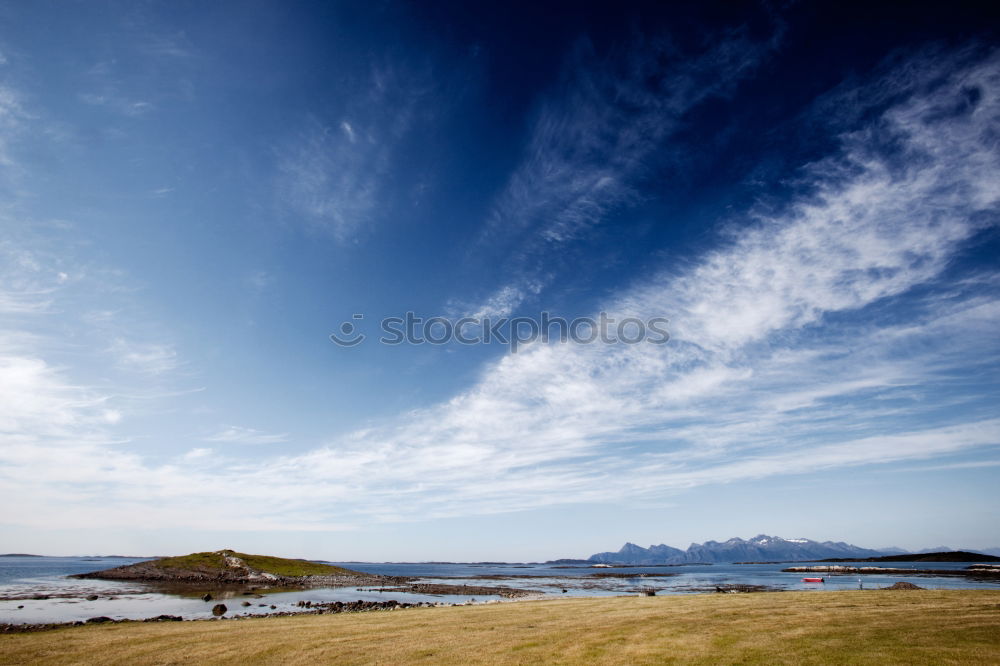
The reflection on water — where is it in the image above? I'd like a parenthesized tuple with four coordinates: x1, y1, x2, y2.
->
(1, 556, 997, 625)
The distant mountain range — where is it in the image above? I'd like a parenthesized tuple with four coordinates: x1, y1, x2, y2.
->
(574, 535, 1000, 564)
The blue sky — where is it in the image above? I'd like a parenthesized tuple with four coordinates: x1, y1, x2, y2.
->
(1, 1, 999, 559)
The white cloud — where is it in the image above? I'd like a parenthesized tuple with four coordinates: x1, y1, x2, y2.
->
(137, 32, 197, 60)
(247, 47, 1000, 523)
(275, 64, 430, 242)
(1, 47, 999, 535)
(0, 84, 29, 187)
(275, 117, 378, 241)
(0, 241, 60, 315)
(340, 120, 355, 142)
(182, 447, 213, 461)
(204, 426, 288, 445)
(900, 458, 1000, 472)
(465, 29, 776, 315)
(109, 338, 178, 376)
(78, 92, 154, 116)
(460, 282, 544, 320)
(0, 351, 111, 439)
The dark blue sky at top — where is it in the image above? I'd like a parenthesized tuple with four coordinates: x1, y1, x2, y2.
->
(1, 1, 999, 557)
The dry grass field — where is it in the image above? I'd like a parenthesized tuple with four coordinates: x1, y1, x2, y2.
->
(2, 590, 999, 665)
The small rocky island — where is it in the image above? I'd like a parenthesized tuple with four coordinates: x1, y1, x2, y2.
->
(71, 549, 406, 587)
(70, 549, 534, 598)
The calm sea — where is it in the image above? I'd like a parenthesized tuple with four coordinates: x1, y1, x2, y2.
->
(1, 556, 996, 624)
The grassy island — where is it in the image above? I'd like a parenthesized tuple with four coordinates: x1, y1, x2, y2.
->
(150, 551, 357, 577)
(70, 550, 381, 584)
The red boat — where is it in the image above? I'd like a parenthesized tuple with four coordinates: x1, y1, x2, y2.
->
(802, 577, 825, 583)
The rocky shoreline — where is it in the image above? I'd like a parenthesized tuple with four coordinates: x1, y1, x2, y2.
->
(783, 565, 1000, 578)
(2, 582, 948, 634)
(356, 583, 541, 598)
(0, 598, 444, 634)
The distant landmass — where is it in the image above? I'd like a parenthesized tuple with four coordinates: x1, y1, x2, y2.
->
(885, 546, 1000, 558)
(817, 551, 1000, 563)
(582, 535, 905, 564)
(0, 553, 43, 557)
(919, 547, 1000, 558)
(545, 559, 592, 565)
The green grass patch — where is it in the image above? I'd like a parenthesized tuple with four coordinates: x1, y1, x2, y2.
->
(152, 550, 359, 577)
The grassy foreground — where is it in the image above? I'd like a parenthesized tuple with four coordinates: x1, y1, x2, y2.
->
(2, 590, 999, 665)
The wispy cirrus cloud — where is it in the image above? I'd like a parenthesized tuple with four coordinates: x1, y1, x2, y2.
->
(274, 63, 432, 242)
(136, 31, 197, 60)
(463, 28, 778, 316)
(0, 82, 31, 193)
(900, 458, 1000, 473)
(2, 47, 998, 536)
(0, 241, 60, 315)
(205, 425, 288, 445)
(247, 46, 1000, 522)
(78, 92, 153, 116)
(275, 116, 381, 242)
(109, 338, 179, 376)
